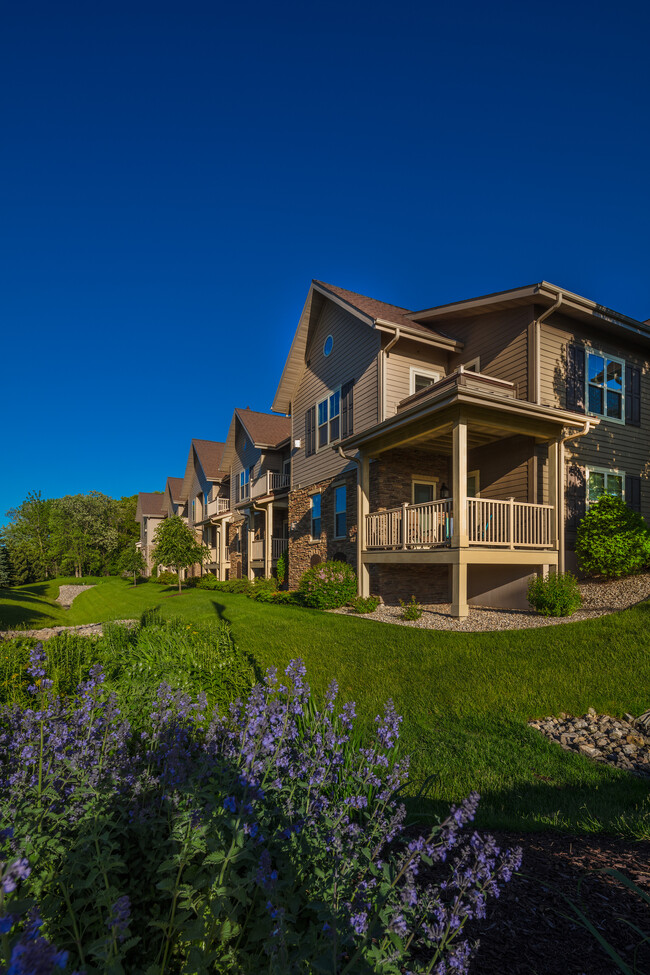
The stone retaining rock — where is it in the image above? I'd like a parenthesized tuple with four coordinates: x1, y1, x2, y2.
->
(529, 707, 650, 776)
(56, 584, 96, 607)
(0, 620, 139, 641)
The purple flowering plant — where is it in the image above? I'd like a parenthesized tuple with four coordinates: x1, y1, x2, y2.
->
(298, 560, 358, 609)
(0, 639, 521, 974)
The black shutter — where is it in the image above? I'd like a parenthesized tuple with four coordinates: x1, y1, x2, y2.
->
(341, 379, 355, 439)
(305, 406, 315, 457)
(565, 463, 586, 549)
(625, 365, 641, 426)
(626, 474, 642, 513)
(566, 345, 585, 412)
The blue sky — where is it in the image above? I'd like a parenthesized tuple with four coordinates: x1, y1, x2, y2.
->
(2, 0, 649, 522)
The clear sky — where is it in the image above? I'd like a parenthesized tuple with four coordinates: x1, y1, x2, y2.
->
(2, 0, 649, 523)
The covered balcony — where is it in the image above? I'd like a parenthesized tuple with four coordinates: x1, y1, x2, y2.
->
(339, 368, 595, 617)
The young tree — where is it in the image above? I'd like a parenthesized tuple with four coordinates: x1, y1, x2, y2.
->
(118, 543, 147, 587)
(152, 516, 210, 593)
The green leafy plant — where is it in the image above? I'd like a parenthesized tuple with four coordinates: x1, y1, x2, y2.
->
(154, 570, 179, 587)
(276, 547, 288, 586)
(298, 560, 358, 609)
(527, 571, 582, 617)
(400, 595, 422, 621)
(247, 577, 278, 602)
(270, 590, 304, 606)
(118, 542, 146, 587)
(152, 515, 210, 593)
(196, 575, 252, 594)
(350, 595, 380, 614)
(576, 495, 650, 578)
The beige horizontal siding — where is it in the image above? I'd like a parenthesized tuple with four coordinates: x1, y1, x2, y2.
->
(292, 301, 380, 487)
(384, 340, 448, 416)
(468, 436, 532, 502)
(447, 305, 532, 399)
(231, 422, 262, 498)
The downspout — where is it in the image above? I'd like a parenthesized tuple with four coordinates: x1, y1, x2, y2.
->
(555, 419, 593, 573)
(380, 327, 401, 422)
(535, 291, 563, 405)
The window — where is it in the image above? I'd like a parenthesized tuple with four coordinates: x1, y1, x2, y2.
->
(587, 466, 624, 504)
(334, 485, 346, 537)
(317, 388, 341, 448)
(410, 367, 441, 396)
(586, 351, 624, 421)
(412, 478, 437, 504)
(323, 334, 333, 357)
(467, 471, 480, 498)
(311, 493, 321, 539)
(240, 467, 250, 500)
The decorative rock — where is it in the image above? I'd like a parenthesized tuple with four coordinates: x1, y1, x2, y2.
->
(529, 709, 650, 778)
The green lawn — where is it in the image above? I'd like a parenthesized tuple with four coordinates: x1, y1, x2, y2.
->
(2, 576, 650, 837)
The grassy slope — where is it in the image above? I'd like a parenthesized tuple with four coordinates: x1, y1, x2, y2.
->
(2, 577, 650, 835)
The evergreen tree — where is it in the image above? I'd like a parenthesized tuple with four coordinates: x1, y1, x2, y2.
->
(0, 545, 12, 588)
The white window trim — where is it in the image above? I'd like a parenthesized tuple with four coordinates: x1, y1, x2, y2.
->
(316, 386, 342, 451)
(462, 357, 481, 373)
(411, 476, 439, 503)
(586, 465, 625, 505)
(585, 348, 625, 425)
(409, 367, 441, 396)
(333, 484, 347, 539)
(310, 491, 322, 541)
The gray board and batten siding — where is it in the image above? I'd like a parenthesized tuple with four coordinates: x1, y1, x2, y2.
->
(291, 301, 380, 487)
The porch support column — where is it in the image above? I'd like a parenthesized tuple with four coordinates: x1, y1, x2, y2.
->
(451, 414, 469, 617)
(558, 441, 566, 573)
(357, 453, 370, 597)
(246, 513, 252, 580)
(265, 502, 274, 579)
(548, 438, 558, 552)
(219, 520, 227, 581)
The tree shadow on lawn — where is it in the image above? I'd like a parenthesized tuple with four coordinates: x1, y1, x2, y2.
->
(0, 598, 60, 630)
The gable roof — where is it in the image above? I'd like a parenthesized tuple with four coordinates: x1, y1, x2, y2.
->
(181, 439, 226, 499)
(272, 280, 462, 414)
(136, 492, 166, 519)
(235, 408, 291, 448)
(165, 477, 184, 504)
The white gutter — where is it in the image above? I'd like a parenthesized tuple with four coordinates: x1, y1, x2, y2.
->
(534, 290, 563, 405)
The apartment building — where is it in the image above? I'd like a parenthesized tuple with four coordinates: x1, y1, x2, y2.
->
(272, 280, 650, 615)
(134, 492, 166, 575)
(181, 439, 227, 576)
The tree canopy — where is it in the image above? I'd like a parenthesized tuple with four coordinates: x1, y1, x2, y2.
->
(152, 516, 209, 593)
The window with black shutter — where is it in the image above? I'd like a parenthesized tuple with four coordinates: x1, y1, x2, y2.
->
(566, 345, 585, 412)
(341, 379, 354, 439)
(305, 406, 316, 457)
(625, 474, 642, 512)
(625, 365, 641, 426)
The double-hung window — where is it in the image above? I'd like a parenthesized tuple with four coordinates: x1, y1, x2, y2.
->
(317, 388, 341, 448)
(410, 367, 441, 396)
(586, 351, 624, 422)
(240, 467, 251, 501)
(334, 486, 346, 537)
(587, 466, 624, 504)
(311, 493, 321, 539)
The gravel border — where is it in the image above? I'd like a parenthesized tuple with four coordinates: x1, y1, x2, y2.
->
(330, 572, 650, 632)
(56, 584, 96, 608)
(0, 620, 140, 641)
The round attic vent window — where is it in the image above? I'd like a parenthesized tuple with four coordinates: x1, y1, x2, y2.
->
(323, 335, 333, 356)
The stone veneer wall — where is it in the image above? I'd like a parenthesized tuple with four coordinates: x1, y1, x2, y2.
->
(369, 449, 450, 509)
(288, 471, 358, 589)
(228, 519, 244, 580)
(368, 564, 450, 606)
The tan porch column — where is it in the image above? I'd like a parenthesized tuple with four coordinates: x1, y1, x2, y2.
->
(246, 513, 252, 579)
(548, 438, 558, 551)
(558, 441, 566, 573)
(451, 414, 469, 617)
(218, 521, 227, 581)
(265, 502, 274, 579)
(357, 453, 370, 597)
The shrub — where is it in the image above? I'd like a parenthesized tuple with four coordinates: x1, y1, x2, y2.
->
(154, 570, 178, 586)
(0, 651, 521, 974)
(400, 595, 423, 620)
(298, 560, 358, 609)
(196, 575, 252, 594)
(248, 576, 278, 602)
(576, 494, 650, 578)
(527, 571, 582, 617)
(276, 547, 288, 586)
(350, 595, 380, 614)
(270, 590, 304, 606)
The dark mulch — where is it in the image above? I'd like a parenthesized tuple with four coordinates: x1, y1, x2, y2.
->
(466, 831, 650, 974)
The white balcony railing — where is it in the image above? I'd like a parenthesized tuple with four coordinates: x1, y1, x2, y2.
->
(367, 499, 452, 549)
(205, 497, 231, 518)
(366, 497, 554, 551)
(251, 471, 290, 500)
(467, 498, 554, 549)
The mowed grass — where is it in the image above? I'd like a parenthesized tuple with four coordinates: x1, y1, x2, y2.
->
(2, 577, 650, 836)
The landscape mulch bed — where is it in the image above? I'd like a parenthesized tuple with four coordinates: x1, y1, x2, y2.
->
(461, 831, 650, 974)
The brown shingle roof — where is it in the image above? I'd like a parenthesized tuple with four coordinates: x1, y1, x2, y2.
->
(165, 477, 184, 503)
(138, 492, 166, 517)
(313, 280, 447, 338)
(192, 440, 226, 479)
(235, 408, 291, 447)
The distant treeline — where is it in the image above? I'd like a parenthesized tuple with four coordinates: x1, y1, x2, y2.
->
(0, 491, 139, 584)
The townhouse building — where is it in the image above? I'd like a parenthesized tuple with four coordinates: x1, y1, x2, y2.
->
(272, 280, 650, 616)
(181, 439, 227, 576)
(163, 476, 187, 521)
(134, 492, 166, 575)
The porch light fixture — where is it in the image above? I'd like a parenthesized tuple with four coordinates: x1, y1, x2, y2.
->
(440, 483, 449, 499)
